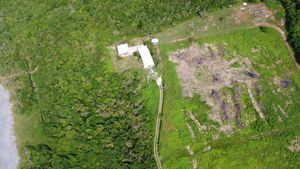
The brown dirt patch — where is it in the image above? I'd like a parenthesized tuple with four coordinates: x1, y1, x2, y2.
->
(247, 3, 275, 23)
(288, 137, 300, 153)
(169, 44, 260, 132)
(233, 3, 275, 25)
(233, 8, 250, 25)
(169, 44, 258, 99)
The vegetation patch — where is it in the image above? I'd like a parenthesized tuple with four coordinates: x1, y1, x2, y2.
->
(159, 27, 300, 168)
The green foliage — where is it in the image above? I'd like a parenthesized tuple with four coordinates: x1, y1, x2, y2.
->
(279, 0, 300, 62)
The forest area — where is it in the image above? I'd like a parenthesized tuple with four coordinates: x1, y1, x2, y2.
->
(0, 0, 299, 168)
(0, 0, 240, 168)
(280, 0, 300, 62)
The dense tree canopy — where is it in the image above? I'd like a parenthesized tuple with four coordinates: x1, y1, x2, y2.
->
(280, 0, 300, 62)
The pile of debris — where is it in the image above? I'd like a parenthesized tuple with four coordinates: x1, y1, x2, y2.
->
(247, 4, 274, 23)
(288, 137, 300, 153)
(169, 44, 260, 133)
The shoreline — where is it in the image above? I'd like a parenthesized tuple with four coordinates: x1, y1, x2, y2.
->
(0, 85, 20, 169)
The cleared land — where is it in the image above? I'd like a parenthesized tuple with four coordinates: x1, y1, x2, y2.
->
(148, 4, 300, 169)
(159, 27, 300, 169)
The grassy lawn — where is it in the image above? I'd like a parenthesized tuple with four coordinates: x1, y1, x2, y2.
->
(141, 80, 160, 135)
(159, 27, 300, 168)
(158, 42, 191, 168)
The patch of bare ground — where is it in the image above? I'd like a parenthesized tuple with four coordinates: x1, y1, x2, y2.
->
(233, 7, 251, 25)
(247, 3, 275, 23)
(233, 3, 275, 24)
(169, 44, 262, 134)
(288, 137, 300, 153)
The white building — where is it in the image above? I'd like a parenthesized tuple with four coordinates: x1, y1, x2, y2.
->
(151, 38, 159, 45)
(138, 46, 155, 69)
(117, 43, 155, 69)
(117, 43, 130, 57)
(117, 44, 144, 57)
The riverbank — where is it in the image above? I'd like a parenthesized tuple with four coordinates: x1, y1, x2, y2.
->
(0, 85, 19, 169)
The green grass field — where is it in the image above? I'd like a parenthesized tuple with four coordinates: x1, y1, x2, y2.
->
(159, 27, 300, 169)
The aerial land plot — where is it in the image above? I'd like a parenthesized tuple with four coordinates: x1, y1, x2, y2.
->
(159, 27, 300, 169)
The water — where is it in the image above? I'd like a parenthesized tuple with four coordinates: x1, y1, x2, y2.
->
(0, 85, 19, 169)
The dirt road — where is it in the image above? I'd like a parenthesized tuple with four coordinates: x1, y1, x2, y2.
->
(0, 85, 19, 169)
(154, 83, 163, 169)
(151, 45, 164, 169)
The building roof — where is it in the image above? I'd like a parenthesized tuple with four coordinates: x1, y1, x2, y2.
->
(117, 43, 129, 57)
(151, 38, 159, 45)
(138, 46, 155, 69)
(128, 45, 144, 54)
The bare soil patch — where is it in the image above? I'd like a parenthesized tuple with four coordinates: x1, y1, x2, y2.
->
(247, 3, 275, 23)
(169, 44, 260, 133)
(233, 3, 274, 24)
(288, 137, 300, 153)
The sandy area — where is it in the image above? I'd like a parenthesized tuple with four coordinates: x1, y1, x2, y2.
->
(0, 85, 19, 169)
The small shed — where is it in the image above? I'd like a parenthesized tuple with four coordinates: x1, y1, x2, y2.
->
(138, 46, 155, 69)
(151, 38, 159, 45)
(117, 43, 130, 57)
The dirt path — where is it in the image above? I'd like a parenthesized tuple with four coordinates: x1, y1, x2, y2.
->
(166, 26, 257, 44)
(153, 82, 163, 169)
(152, 45, 164, 169)
(0, 85, 19, 169)
(0, 67, 38, 83)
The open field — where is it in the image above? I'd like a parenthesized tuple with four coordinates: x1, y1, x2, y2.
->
(157, 3, 282, 44)
(159, 27, 300, 169)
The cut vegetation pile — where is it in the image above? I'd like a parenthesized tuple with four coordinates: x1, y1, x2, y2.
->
(169, 44, 261, 134)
